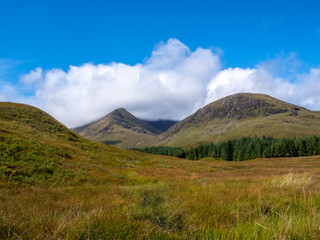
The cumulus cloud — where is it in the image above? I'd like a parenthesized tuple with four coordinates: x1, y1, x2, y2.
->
(206, 56, 320, 111)
(20, 39, 221, 127)
(20, 67, 43, 85)
(206, 67, 294, 104)
(5, 38, 320, 128)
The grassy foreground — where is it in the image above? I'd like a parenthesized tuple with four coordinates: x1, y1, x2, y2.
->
(2, 155, 320, 239)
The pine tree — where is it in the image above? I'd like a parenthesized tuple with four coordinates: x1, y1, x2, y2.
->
(221, 140, 233, 161)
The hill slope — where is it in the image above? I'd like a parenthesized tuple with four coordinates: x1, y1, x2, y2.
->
(157, 93, 320, 148)
(74, 108, 166, 148)
(0, 102, 150, 185)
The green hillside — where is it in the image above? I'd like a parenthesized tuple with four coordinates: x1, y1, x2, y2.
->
(157, 93, 320, 148)
(0, 102, 153, 185)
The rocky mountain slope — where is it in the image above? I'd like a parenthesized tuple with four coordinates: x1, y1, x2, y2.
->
(157, 93, 320, 148)
(73, 108, 176, 148)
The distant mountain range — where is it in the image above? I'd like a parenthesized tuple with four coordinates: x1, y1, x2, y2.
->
(74, 93, 320, 148)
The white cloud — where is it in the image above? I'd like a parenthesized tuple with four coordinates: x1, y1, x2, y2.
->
(206, 57, 320, 111)
(21, 38, 221, 127)
(20, 67, 43, 85)
(6, 38, 320, 128)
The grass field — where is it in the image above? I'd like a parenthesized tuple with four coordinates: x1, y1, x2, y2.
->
(2, 155, 320, 239)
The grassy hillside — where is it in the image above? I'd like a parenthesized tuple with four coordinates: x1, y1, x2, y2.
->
(158, 93, 320, 148)
(2, 102, 320, 239)
(0, 102, 156, 185)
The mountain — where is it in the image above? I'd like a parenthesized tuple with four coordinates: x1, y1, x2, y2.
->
(73, 108, 166, 148)
(157, 93, 320, 148)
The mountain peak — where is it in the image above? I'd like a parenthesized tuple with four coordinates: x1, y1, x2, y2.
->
(112, 107, 129, 114)
(73, 108, 164, 147)
(108, 107, 135, 121)
(159, 93, 317, 146)
(193, 92, 302, 124)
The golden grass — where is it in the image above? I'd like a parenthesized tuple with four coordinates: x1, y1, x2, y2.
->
(2, 155, 320, 239)
(272, 172, 313, 188)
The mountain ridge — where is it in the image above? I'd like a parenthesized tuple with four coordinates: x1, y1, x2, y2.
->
(73, 93, 320, 149)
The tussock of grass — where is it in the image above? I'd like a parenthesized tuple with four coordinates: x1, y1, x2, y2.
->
(273, 172, 313, 188)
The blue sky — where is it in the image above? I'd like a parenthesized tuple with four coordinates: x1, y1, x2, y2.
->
(1, 0, 319, 73)
(1, 0, 320, 126)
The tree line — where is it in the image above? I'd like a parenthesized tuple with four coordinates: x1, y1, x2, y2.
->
(131, 135, 320, 161)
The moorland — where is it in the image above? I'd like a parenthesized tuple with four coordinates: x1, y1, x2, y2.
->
(1, 95, 320, 239)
